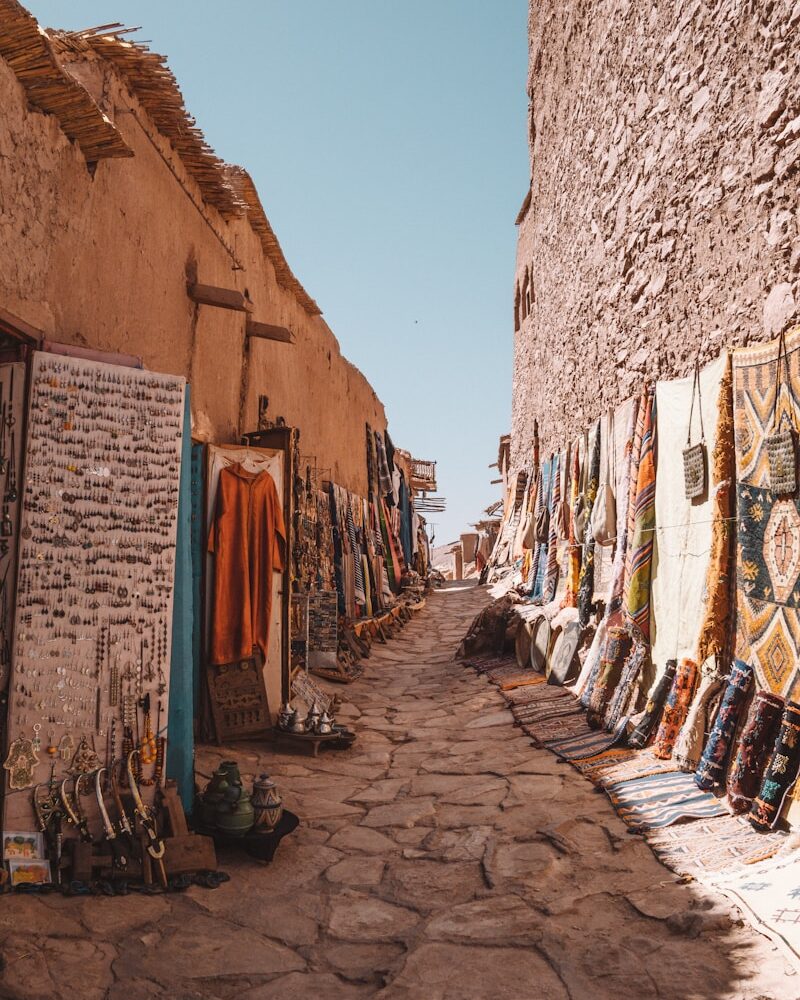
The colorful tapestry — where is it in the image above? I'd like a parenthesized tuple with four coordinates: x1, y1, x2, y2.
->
(624, 385, 657, 640)
(628, 660, 677, 749)
(696, 659, 754, 790)
(606, 770, 727, 831)
(543, 453, 561, 603)
(530, 457, 554, 600)
(578, 398, 640, 706)
(586, 626, 632, 726)
(707, 853, 800, 972)
(673, 660, 725, 772)
(603, 635, 648, 732)
(696, 355, 736, 666)
(652, 657, 699, 759)
(563, 443, 581, 607)
(646, 814, 786, 878)
(651, 353, 727, 679)
(750, 701, 800, 830)
(593, 397, 639, 604)
(577, 421, 601, 626)
(727, 690, 784, 813)
(734, 327, 800, 699)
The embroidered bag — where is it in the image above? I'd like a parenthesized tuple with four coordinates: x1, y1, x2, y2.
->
(683, 359, 706, 500)
(765, 330, 797, 496)
(591, 409, 616, 546)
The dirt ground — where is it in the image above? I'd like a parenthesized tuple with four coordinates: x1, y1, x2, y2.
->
(0, 582, 797, 999)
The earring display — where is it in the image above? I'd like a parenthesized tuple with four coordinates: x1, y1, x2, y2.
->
(3, 352, 185, 835)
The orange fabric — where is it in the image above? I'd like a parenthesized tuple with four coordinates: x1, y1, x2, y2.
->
(208, 463, 286, 666)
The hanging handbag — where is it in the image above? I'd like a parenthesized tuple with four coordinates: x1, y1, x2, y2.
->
(573, 430, 589, 545)
(683, 359, 707, 500)
(765, 330, 798, 496)
(591, 409, 616, 546)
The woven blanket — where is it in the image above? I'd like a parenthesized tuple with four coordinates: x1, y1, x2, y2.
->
(650, 354, 726, 679)
(625, 385, 657, 639)
(733, 327, 800, 698)
(646, 814, 786, 877)
(571, 748, 638, 780)
(544, 723, 626, 761)
(596, 750, 679, 788)
(524, 712, 590, 744)
(706, 853, 800, 972)
(606, 770, 728, 831)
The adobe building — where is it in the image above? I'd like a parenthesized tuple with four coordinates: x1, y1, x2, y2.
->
(0, 1, 386, 496)
(513, 0, 799, 466)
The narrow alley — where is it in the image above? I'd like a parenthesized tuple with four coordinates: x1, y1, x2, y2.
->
(1, 583, 792, 999)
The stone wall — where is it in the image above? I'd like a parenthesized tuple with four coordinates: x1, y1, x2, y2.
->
(0, 42, 386, 496)
(512, 0, 800, 467)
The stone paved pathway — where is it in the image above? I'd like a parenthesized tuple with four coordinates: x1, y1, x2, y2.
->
(0, 582, 798, 999)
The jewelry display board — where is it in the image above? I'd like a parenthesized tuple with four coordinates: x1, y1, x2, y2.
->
(3, 352, 185, 833)
(0, 364, 26, 696)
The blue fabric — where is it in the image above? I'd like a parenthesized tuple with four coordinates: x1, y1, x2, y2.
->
(530, 457, 554, 600)
(399, 473, 413, 565)
(167, 387, 195, 811)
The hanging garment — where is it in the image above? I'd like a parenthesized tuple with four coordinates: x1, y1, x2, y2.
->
(398, 474, 414, 565)
(652, 658, 700, 759)
(577, 422, 601, 627)
(695, 660, 754, 790)
(375, 431, 394, 503)
(750, 701, 800, 830)
(208, 463, 286, 665)
(628, 660, 677, 749)
(727, 690, 784, 814)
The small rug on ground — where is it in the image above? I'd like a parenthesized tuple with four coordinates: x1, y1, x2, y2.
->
(705, 852, 800, 972)
(646, 814, 786, 878)
(606, 770, 728, 831)
(545, 723, 626, 761)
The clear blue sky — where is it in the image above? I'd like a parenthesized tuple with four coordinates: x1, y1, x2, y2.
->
(32, 1, 529, 544)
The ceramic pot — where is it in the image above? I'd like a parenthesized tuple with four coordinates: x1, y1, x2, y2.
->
(252, 773, 283, 832)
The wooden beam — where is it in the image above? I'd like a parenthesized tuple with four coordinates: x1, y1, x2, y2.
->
(187, 283, 252, 313)
(246, 320, 294, 344)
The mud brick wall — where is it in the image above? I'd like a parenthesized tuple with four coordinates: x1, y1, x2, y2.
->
(512, 0, 800, 467)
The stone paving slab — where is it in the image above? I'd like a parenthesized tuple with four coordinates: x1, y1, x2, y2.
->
(0, 582, 798, 998)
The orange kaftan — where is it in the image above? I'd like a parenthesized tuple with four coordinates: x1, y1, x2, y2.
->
(208, 463, 286, 665)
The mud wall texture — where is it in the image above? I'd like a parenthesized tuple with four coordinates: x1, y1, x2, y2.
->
(512, 0, 800, 467)
(0, 51, 385, 496)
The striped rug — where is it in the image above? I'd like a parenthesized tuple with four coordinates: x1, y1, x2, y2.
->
(606, 770, 728, 831)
